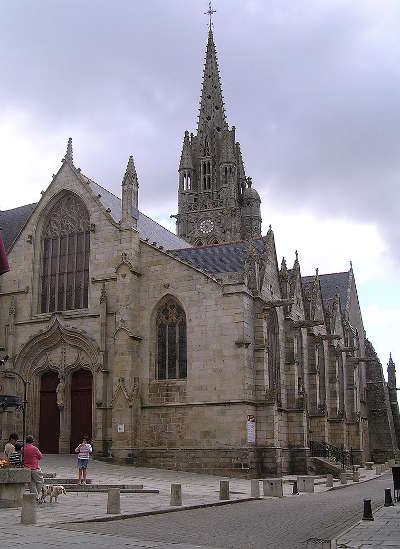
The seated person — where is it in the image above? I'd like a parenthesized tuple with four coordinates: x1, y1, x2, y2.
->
(8, 442, 23, 467)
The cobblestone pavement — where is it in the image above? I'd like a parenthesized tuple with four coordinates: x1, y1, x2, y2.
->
(61, 473, 392, 549)
(336, 502, 400, 548)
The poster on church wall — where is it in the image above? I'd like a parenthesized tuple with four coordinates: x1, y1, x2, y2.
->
(247, 415, 255, 443)
(117, 424, 125, 433)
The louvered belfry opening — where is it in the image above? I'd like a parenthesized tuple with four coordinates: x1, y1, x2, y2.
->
(40, 193, 90, 313)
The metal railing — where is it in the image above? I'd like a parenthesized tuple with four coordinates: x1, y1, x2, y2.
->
(310, 441, 353, 469)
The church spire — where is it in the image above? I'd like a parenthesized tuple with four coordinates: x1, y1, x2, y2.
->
(197, 26, 228, 134)
(121, 155, 138, 229)
(64, 137, 73, 165)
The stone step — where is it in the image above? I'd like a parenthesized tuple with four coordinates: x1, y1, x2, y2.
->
(64, 485, 157, 494)
(44, 478, 93, 485)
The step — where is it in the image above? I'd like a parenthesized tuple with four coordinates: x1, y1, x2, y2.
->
(44, 478, 93, 485)
(65, 486, 157, 494)
(64, 483, 144, 490)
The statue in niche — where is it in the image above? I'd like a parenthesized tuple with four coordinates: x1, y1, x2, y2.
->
(56, 375, 65, 408)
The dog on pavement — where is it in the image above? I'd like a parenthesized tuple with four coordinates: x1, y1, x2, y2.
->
(39, 484, 67, 503)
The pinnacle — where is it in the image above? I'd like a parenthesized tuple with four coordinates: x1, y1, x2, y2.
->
(123, 155, 137, 184)
(64, 137, 73, 164)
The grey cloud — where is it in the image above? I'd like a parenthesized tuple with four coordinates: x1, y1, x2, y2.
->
(1, 0, 400, 254)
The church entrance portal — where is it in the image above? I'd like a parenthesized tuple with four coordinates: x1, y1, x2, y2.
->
(70, 369, 92, 453)
(39, 371, 60, 453)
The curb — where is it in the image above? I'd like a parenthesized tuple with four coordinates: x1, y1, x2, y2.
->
(52, 496, 260, 525)
(328, 471, 390, 491)
(332, 503, 384, 544)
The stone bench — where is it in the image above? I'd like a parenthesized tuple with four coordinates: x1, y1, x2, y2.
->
(0, 468, 31, 507)
(262, 478, 283, 497)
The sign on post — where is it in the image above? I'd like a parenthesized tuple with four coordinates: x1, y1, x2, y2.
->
(247, 415, 255, 443)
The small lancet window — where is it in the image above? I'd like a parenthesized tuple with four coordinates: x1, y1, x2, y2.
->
(156, 298, 187, 380)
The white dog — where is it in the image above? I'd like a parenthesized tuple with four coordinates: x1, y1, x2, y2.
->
(49, 485, 67, 503)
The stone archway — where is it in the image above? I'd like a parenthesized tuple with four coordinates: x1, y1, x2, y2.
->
(14, 316, 99, 454)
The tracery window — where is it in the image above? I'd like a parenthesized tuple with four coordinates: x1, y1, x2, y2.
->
(267, 309, 280, 394)
(40, 193, 90, 313)
(156, 298, 187, 380)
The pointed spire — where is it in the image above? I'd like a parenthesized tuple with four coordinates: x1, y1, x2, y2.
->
(64, 137, 73, 164)
(293, 250, 300, 272)
(179, 131, 194, 170)
(388, 353, 397, 388)
(197, 28, 228, 134)
(280, 257, 288, 280)
(123, 155, 137, 184)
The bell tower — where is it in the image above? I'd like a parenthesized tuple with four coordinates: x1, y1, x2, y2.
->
(174, 5, 262, 246)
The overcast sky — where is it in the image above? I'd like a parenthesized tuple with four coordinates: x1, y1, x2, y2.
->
(1, 0, 399, 370)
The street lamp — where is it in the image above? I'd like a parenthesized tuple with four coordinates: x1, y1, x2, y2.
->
(0, 355, 30, 466)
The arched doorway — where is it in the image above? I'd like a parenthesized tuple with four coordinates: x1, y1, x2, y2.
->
(39, 371, 60, 453)
(70, 369, 93, 453)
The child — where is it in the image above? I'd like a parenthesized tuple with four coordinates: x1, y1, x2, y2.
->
(75, 436, 92, 484)
(4, 433, 18, 459)
(8, 442, 23, 467)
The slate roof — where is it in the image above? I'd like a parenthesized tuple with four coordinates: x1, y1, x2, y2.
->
(0, 204, 36, 251)
(0, 179, 189, 252)
(302, 272, 350, 308)
(171, 238, 265, 274)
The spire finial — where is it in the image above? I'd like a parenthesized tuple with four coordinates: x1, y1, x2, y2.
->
(295, 250, 299, 261)
(204, 1, 216, 31)
(64, 137, 73, 164)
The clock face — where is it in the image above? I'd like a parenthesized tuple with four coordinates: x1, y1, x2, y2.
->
(199, 218, 214, 234)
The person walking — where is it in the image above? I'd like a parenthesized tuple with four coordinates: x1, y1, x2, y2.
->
(75, 436, 92, 484)
(24, 435, 43, 502)
(4, 433, 18, 459)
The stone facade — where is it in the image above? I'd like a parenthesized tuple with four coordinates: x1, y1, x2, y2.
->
(0, 24, 398, 476)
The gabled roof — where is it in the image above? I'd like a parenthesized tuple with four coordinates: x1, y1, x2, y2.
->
(0, 178, 189, 252)
(302, 271, 349, 309)
(171, 238, 265, 274)
(0, 204, 36, 251)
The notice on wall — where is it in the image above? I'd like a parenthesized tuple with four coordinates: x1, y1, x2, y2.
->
(247, 415, 255, 443)
(117, 424, 125, 433)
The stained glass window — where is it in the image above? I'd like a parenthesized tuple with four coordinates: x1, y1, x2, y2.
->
(156, 298, 187, 380)
(40, 193, 90, 313)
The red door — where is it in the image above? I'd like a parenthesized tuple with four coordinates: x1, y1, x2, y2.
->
(39, 371, 60, 453)
(70, 369, 92, 453)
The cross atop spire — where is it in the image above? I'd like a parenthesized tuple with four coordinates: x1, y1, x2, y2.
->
(204, 1, 216, 31)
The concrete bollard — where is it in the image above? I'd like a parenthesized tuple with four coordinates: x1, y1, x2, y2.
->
(170, 483, 182, 506)
(21, 493, 37, 525)
(340, 472, 347, 485)
(375, 465, 381, 475)
(262, 478, 283, 497)
(365, 461, 374, 471)
(297, 476, 315, 493)
(107, 488, 121, 514)
(219, 480, 230, 501)
(250, 479, 260, 498)
(352, 471, 360, 482)
(362, 499, 374, 521)
(326, 474, 334, 488)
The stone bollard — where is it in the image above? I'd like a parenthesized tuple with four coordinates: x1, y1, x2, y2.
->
(297, 476, 315, 493)
(107, 488, 121, 514)
(340, 472, 347, 485)
(170, 484, 182, 506)
(362, 499, 374, 521)
(375, 465, 381, 475)
(250, 479, 260, 498)
(365, 461, 374, 471)
(262, 478, 283, 497)
(352, 471, 360, 482)
(219, 480, 230, 501)
(326, 474, 334, 488)
(384, 488, 394, 507)
(292, 480, 299, 495)
(21, 493, 37, 525)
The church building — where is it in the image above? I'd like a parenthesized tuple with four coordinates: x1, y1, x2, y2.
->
(0, 18, 398, 475)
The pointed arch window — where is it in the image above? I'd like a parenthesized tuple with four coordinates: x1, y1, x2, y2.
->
(156, 298, 187, 380)
(40, 193, 90, 313)
(201, 160, 212, 190)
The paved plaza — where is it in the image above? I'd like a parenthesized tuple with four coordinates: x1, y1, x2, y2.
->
(0, 456, 393, 548)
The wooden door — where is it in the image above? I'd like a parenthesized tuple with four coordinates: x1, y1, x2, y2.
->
(70, 369, 92, 453)
(39, 371, 60, 453)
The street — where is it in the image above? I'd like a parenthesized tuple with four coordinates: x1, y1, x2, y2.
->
(59, 473, 391, 549)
